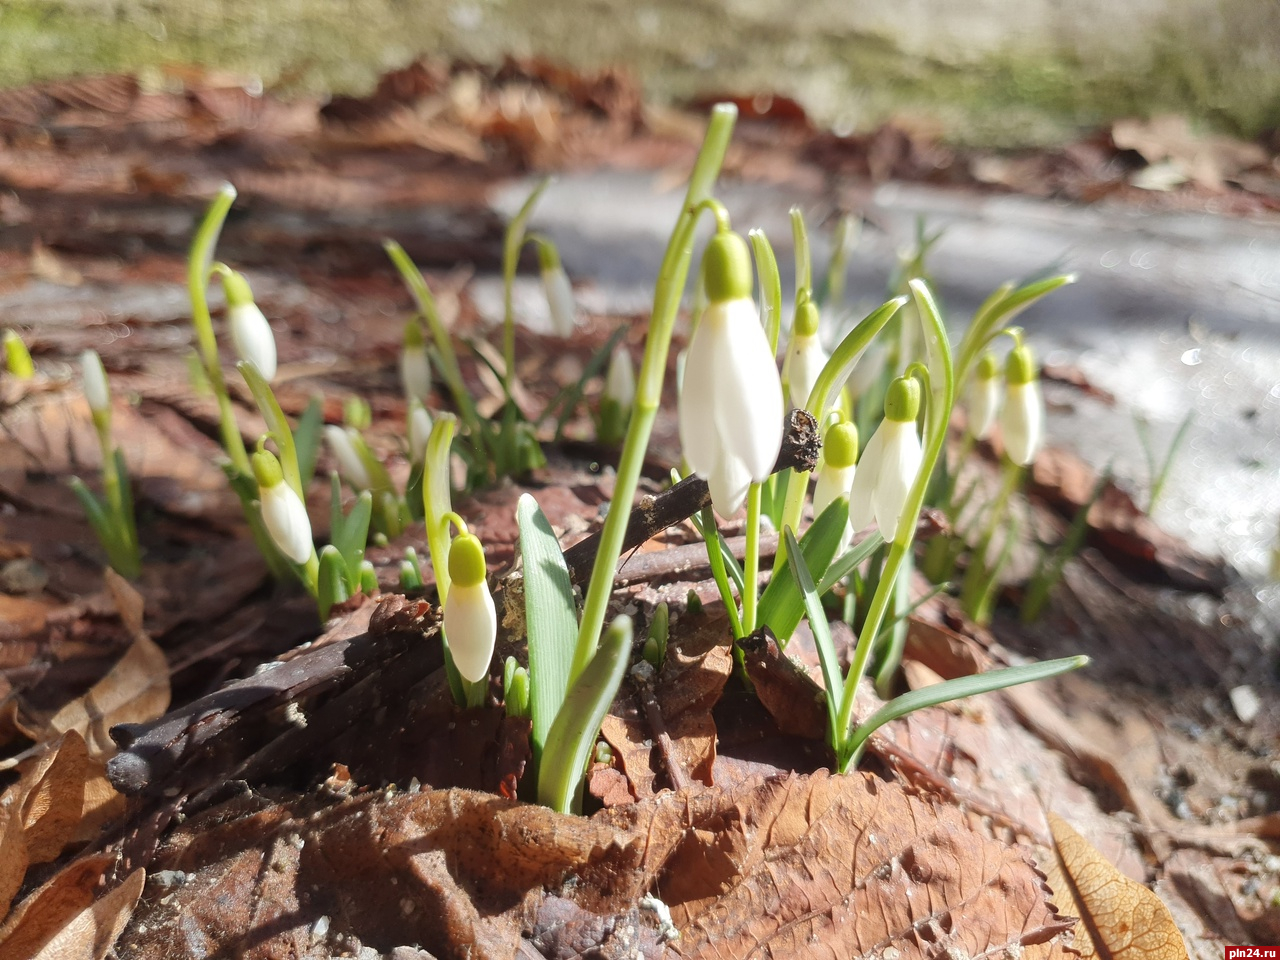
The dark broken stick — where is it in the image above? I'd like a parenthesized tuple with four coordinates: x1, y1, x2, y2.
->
(561, 408, 820, 583)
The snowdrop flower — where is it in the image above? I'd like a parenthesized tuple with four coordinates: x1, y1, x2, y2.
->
(849, 376, 923, 543)
(1000, 343, 1043, 466)
(407, 399, 433, 464)
(539, 244, 577, 337)
(678, 231, 784, 518)
(325, 425, 373, 490)
(253, 450, 312, 564)
(443, 530, 496, 683)
(400, 322, 432, 405)
(598, 345, 635, 445)
(786, 298, 828, 411)
(221, 270, 277, 380)
(81, 349, 110, 418)
(966, 350, 1001, 441)
(812, 421, 859, 552)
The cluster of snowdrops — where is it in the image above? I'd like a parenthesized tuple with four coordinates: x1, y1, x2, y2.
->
(28, 104, 1093, 815)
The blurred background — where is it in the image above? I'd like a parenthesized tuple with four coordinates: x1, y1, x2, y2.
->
(4, 0, 1279, 145)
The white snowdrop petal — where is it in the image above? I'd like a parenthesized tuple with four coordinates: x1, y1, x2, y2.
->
(543, 267, 577, 337)
(605, 347, 635, 409)
(1000, 381, 1043, 466)
(325, 426, 373, 490)
(261, 483, 313, 564)
(678, 312, 725, 479)
(788, 335, 827, 411)
(812, 463, 855, 551)
(444, 582, 497, 683)
(967, 375, 1001, 440)
(712, 299, 784, 483)
(81, 350, 110, 414)
(400, 345, 432, 405)
(707, 448, 753, 519)
(873, 419, 923, 542)
(848, 425, 885, 533)
(408, 405, 433, 463)
(229, 303, 277, 381)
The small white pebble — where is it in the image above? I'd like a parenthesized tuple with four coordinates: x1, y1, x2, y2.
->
(1230, 685, 1261, 724)
(311, 916, 330, 941)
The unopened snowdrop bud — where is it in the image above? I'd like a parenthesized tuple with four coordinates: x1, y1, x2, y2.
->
(325, 425, 373, 490)
(221, 270, 277, 380)
(787, 299, 828, 411)
(967, 351, 1001, 440)
(4, 330, 34, 379)
(849, 376, 923, 543)
(253, 450, 313, 564)
(813, 421, 859, 551)
(399, 322, 432, 405)
(81, 349, 110, 420)
(598, 345, 635, 445)
(1000, 344, 1043, 467)
(407, 400, 433, 464)
(444, 531, 496, 683)
(539, 244, 577, 338)
(679, 231, 785, 518)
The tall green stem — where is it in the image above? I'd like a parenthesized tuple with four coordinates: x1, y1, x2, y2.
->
(570, 104, 738, 683)
(741, 483, 762, 634)
(835, 280, 954, 769)
(501, 178, 552, 397)
(188, 184, 250, 473)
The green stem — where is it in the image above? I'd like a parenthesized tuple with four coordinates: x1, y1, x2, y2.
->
(570, 104, 737, 684)
(699, 506, 745, 640)
(835, 279, 954, 769)
(960, 458, 1022, 615)
(741, 482, 762, 634)
(187, 184, 250, 474)
(790, 207, 811, 297)
(502, 178, 552, 398)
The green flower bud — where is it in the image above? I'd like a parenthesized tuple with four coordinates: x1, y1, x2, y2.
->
(702, 231, 753, 304)
(1006, 344, 1037, 386)
(883, 375, 921, 423)
(448, 532, 487, 588)
(824, 422, 859, 470)
(251, 449, 285, 488)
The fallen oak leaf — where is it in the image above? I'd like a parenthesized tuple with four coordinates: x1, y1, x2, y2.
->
(1046, 811, 1189, 959)
(30, 868, 143, 960)
(18, 729, 89, 864)
(0, 798, 26, 919)
(0, 854, 113, 960)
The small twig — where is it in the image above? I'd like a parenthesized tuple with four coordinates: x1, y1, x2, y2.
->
(633, 667, 690, 793)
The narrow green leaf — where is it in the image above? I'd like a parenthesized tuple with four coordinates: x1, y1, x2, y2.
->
(845, 656, 1090, 765)
(815, 531, 884, 596)
(760, 496, 850, 644)
(517, 493, 579, 766)
(335, 491, 372, 590)
(238, 361, 303, 501)
(293, 395, 324, 490)
(783, 528, 843, 748)
(538, 616, 632, 814)
(748, 228, 783, 354)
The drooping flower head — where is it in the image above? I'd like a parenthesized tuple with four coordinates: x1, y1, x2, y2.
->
(966, 350, 1001, 441)
(1000, 343, 1043, 467)
(325, 425, 373, 491)
(81, 349, 111, 420)
(812, 421, 859, 552)
(400, 321, 432, 405)
(221, 270, 277, 381)
(787, 296, 828, 411)
(679, 231, 785, 518)
(597, 345, 635, 446)
(443, 530, 496, 684)
(407, 399, 433, 465)
(538, 242, 577, 338)
(849, 375, 923, 543)
(252, 449, 313, 564)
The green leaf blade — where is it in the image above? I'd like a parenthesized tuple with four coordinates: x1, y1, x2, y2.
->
(782, 527, 843, 749)
(760, 496, 850, 644)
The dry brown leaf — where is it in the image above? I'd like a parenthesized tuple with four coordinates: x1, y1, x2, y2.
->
(1046, 811, 1189, 959)
(73, 760, 126, 845)
(30, 868, 143, 960)
(47, 573, 169, 757)
(0, 798, 27, 919)
(0, 854, 113, 960)
(591, 771, 1075, 959)
(18, 730, 89, 864)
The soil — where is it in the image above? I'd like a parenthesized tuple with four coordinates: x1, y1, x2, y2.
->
(0, 59, 1277, 959)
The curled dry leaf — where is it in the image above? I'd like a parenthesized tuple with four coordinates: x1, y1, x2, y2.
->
(17, 729, 88, 864)
(1046, 811, 1190, 959)
(0, 854, 113, 960)
(30, 868, 143, 960)
(0, 799, 26, 920)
